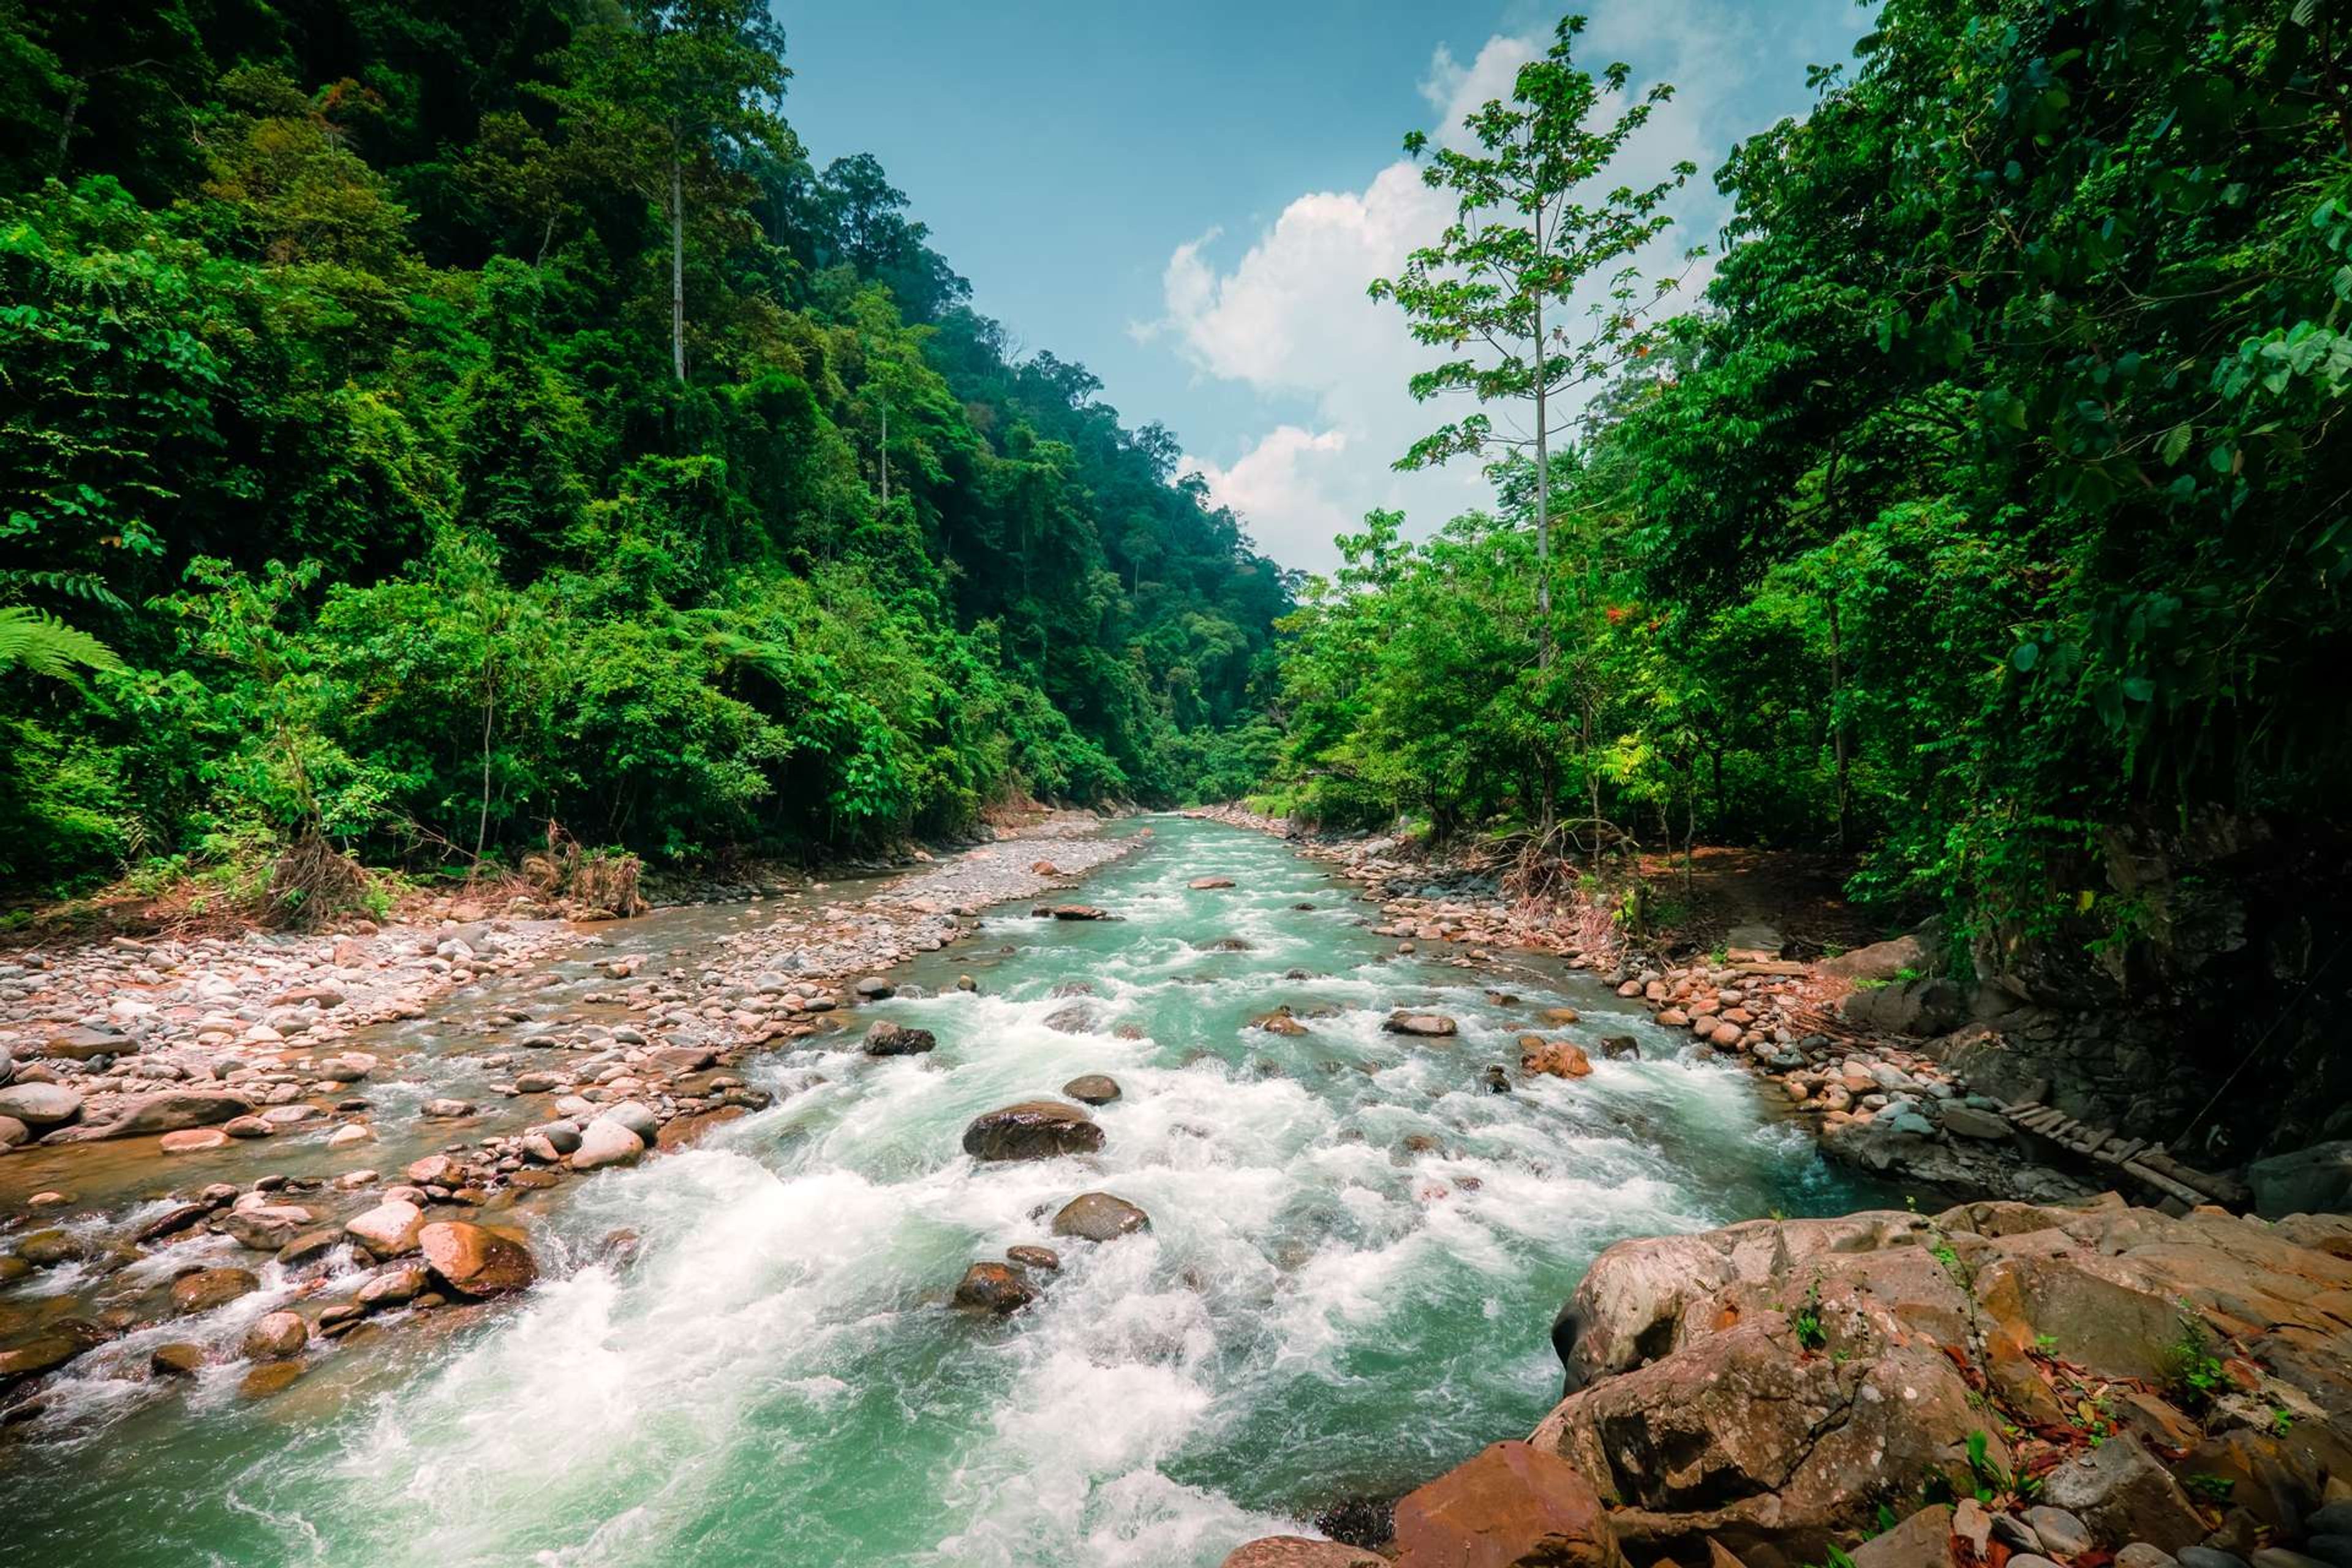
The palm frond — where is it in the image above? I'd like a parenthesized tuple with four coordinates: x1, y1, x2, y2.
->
(0, 606, 126, 679)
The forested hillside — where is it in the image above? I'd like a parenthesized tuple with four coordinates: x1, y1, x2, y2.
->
(0, 0, 1290, 900)
(1268, 0, 2351, 959)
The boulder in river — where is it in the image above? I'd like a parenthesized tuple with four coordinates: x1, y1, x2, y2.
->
(171, 1267, 260, 1314)
(962, 1101, 1103, 1161)
(150, 1343, 205, 1378)
(1042, 1002, 1098, 1034)
(853, 976, 895, 1000)
(1189, 876, 1237, 890)
(345, 1198, 424, 1258)
(951, 1261, 1038, 1314)
(1006, 1245, 1061, 1273)
(1383, 1012, 1458, 1038)
(1061, 1074, 1121, 1106)
(1035, 904, 1113, 921)
(1253, 1007, 1310, 1036)
(864, 1020, 937, 1057)
(418, 1221, 536, 1296)
(43, 1088, 250, 1143)
(1520, 1038, 1594, 1079)
(241, 1310, 308, 1362)
(1050, 1192, 1150, 1242)
(571, 1118, 645, 1170)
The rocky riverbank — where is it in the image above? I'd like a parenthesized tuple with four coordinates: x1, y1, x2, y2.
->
(0, 812, 1144, 1427)
(1223, 1194, 2352, 1568)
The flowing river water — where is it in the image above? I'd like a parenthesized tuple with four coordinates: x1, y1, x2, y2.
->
(2, 817, 1883, 1566)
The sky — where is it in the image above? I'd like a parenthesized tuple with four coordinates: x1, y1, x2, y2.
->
(777, 1, 1874, 574)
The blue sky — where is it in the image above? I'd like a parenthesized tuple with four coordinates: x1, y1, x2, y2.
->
(778, 1, 1873, 571)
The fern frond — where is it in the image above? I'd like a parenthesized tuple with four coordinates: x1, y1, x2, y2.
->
(0, 606, 126, 678)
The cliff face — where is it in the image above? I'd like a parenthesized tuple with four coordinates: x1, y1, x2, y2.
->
(1532, 1197, 2352, 1568)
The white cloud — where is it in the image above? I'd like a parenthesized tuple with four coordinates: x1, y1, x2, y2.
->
(1150, 0, 1813, 574)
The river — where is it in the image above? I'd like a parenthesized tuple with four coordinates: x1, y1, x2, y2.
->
(2, 816, 1880, 1566)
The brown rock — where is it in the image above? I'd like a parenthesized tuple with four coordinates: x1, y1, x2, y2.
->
(1849, 1507, 1954, 1568)
(951, 1262, 1037, 1314)
(149, 1342, 205, 1378)
(159, 1128, 230, 1155)
(1220, 1539, 1384, 1568)
(1385, 1012, 1458, 1038)
(170, 1267, 260, 1314)
(1062, 1074, 1121, 1106)
(1392, 1440, 1623, 1568)
(1006, 1245, 1061, 1272)
(962, 1101, 1103, 1161)
(239, 1362, 303, 1399)
(1051, 1192, 1150, 1242)
(1191, 877, 1237, 890)
(1520, 1039, 1593, 1079)
(241, 1310, 308, 1361)
(417, 1221, 536, 1297)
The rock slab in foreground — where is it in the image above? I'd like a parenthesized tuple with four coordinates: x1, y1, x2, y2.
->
(1390, 1439, 1623, 1568)
(962, 1101, 1103, 1161)
(1536, 1197, 2352, 1568)
(1219, 1539, 1384, 1567)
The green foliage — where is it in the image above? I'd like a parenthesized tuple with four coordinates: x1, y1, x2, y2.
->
(1261, 0, 2352, 963)
(1791, 1274, 1828, 1352)
(2161, 1304, 2230, 1414)
(0, 4, 1288, 893)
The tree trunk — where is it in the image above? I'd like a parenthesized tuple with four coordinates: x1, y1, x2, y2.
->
(1532, 287, 1556, 835)
(669, 152, 686, 383)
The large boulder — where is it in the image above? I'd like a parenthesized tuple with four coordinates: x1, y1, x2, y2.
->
(1385, 1012, 1459, 1038)
(344, 1198, 425, 1259)
(1534, 1200, 2352, 1568)
(1061, 1074, 1121, 1106)
(962, 1101, 1103, 1161)
(418, 1221, 536, 1296)
(1051, 1192, 1150, 1242)
(571, 1118, 646, 1171)
(40, 1088, 251, 1144)
(1392, 1441, 1623, 1568)
(951, 1262, 1037, 1315)
(864, 1020, 937, 1057)
(0, 1082, 83, 1127)
(170, 1267, 260, 1314)
(2246, 1140, 2352, 1219)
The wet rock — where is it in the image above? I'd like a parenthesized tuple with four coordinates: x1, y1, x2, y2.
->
(1006, 1245, 1061, 1273)
(1254, 1007, 1310, 1036)
(864, 1020, 937, 1057)
(239, 1362, 303, 1398)
(1189, 876, 1237, 889)
(222, 1115, 275, 1139)
(1062, 1074, 1121, 1106)
(1521, 1038, 1593, 1079)
(1482, 1065, 1512, 1093)
(0, 1082, 83, 1127)
(1042, 1002, 1098, 1033)
(417, 1221, 535, 1296)
(1392, 1440, 1623, 1568)
(853, 975, 895, 1000)
(276, 1227, 342, 1267)
(344, 1198, 425, 1259)
(951, 1261, 1038, 1314)
(171, 1267, 260, 1314)
(356, 1265, 428, 1309)
(149, 1343, 205, 1378)
(219, 1204, 317, 1251)
(1384, 1012, 1458, 1038)
(1597, 1035, 1641, 1060)
(571, 1118, 645, 1170)
(1219, 1540, 1383, 1568)
(406, 1154, 466, 1187)
(47, 1088, 251, 1143)
(598, 1101, 660, 1144)
(0, 1329, 91, 1385)
(0, 1114, 25, 1150)
(420, 1099, 477, 1120)
(1050, 1192, 1150, 1242)
(1038, 905, 1112, 921)
(962, 1101, 1103, 1161)
(135, 1202, 214, 1243)
(15, 1228, 84, 1267)
(241, 1310, 307, 1361)
(159, 1128, 230, 1155)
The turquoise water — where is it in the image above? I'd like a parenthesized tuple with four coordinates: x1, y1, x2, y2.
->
(2, 818, 1874, 1566)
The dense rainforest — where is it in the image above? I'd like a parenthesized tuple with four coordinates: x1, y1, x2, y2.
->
(1266, 0, 2352, 965)
(0, 0, 1291, 904)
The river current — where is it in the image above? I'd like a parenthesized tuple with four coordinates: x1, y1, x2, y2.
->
(3, 817, 1875, 1566)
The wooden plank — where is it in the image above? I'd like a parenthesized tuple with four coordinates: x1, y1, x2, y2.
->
(2003, 1098, 2043, 1117)
(2109, 1137, 2149, 1164)
(2120, 1159, 2205, 1208)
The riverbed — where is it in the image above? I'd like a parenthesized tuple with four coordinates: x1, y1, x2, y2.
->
(1, 816, 1880, 1566)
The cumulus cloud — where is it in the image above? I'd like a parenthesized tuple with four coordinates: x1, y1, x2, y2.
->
(1147, 0, 1830, 574)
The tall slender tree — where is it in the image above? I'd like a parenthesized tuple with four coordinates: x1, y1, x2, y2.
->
(1371, 13, 1692, 829)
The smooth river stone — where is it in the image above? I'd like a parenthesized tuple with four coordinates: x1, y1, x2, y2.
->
(962, 1101, 1102, 1161)
(1050, 1192, 1150, 1242)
